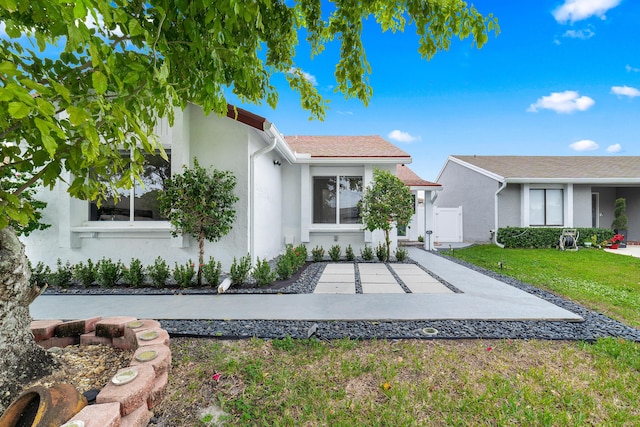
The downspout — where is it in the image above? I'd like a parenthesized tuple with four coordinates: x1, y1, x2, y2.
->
(494, 181, 507, 248)
(249, 122, 278, 264)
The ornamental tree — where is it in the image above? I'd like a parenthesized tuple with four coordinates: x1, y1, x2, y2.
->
(158, 159, 238, 286)
(0, 0, 498, 411)
(359, 168, 414, 262)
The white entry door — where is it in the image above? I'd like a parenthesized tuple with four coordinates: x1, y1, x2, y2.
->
(435, 207, 463, 242)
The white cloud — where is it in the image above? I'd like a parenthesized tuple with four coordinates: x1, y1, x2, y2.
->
(606, 143, 622, 153)
(288, 67, 318, 86)
(527, 90, 595, 113)
(563, 28, 595, 39)
(625, 64, 640, 73)
(569, 139, 599, 151)
(388, 130, 420, 143)
(611, 85, 640, 98)
(337, 110, 353, 115)
(553, 0, 621, 24)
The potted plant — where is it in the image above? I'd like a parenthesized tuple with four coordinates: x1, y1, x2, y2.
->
(609, 233, 625, 249)
(611, 197, 628, 248)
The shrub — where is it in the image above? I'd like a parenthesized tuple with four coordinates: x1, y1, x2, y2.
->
(230, 254, 251, 285)
(202, 257, 223, 286)
(376, 243, 387, 262)
(345, 244, 355, 261)
(29, 261, 51, 288)
(276, 254, 294, 280)
(95, 258, 122, 287)
(73, 259, 95, 287)
(311, 246, 325, 262)
(417, 235, 424, 243)
(395, 248, 408, 262)
(497, 227, 614, 248)
(147, 257, 170, 288)
(294, 244, 308, 267)
(123, 258, 145, 288)
(328, 244, 341, 261)
(253, 258, 276, 286)
(360, 245, 374, 261)
(173, 260, 196, 288)
(49, 258, 73, 288)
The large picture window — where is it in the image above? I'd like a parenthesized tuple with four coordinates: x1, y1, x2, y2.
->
(530, 188, 563, 226)
(313, 176, 363, 224)
(89, 150, 171, 221)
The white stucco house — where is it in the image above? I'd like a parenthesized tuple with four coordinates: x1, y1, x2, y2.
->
(22, 104, 440, 269)
(435, 155, 640, 244)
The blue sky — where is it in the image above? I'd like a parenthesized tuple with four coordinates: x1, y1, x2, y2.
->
(232, 0, 640, 182)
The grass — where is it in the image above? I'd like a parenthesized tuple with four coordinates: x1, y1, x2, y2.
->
(445, 245, 640, 327)
(154, 245, 640, 425)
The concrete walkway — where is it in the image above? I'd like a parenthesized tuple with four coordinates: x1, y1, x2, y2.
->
(30, 248, 583, 322)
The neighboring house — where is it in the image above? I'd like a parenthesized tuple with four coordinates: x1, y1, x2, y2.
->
(435, 155, 640, 243)
(22, 105, 438, 269)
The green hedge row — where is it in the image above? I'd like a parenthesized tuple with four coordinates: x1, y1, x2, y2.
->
(497, 227, 614, 248)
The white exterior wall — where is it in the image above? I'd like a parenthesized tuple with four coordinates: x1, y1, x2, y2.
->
(281, 163, 302, 246)
(20, 105, 282, 271)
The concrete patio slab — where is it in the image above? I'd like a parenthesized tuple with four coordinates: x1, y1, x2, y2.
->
(313, 283, 355, 294)
(361, 283, 406, 294)
(323, 264, 355, 273)
(358, 264, 390, 273)
(317, 274, 355, 283)
(359, 274, 397, 284)
(398, 275, 441, 285)
(406, 282, 454, 294)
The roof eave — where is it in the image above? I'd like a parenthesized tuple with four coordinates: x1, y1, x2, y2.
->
(293, 156, 412, 165)
(506, 177, 640, 184)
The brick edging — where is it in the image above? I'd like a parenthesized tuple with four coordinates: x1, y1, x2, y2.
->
(30, 317, 171, 427)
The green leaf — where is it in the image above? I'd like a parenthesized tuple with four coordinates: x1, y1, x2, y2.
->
(0, 61, 18, 75)
(92, 70, 108, 94)
(129, 19, 145, 37)
(73, 0, 87, 20)
(41, 134, 58, 157)
(67, 106, 91, 126)
(0, 0, 18, 13)
(8, 101, 31, 119)
(34, 117, 51, 137)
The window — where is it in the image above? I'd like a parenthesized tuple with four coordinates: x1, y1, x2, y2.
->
(313, 176, 363, 224)
(530, 189, 563, 226)
(89, 150, 171, 221)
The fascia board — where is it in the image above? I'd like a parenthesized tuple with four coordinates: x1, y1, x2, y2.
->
(448, 156, 505, 183)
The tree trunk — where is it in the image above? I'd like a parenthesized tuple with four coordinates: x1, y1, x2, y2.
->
(384, 229, 391, 263)
(0, 227, 55, 413)
(198, 232, 205, 286)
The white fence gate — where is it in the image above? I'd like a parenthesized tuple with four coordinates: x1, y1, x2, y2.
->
(434, 207, 463, 243)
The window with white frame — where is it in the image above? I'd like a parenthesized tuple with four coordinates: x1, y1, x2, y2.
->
(89, 150, 171, 221)
(530, 188, 563, 226)
(313, 176, 363, 224)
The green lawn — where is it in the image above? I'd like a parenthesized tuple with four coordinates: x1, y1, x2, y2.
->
(156, 245, 640, 426)
(446, 245, 640, 328)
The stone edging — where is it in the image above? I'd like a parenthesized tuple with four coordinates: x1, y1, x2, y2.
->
(30, 316, 171, 427)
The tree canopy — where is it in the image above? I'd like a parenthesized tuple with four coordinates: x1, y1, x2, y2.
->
(359, 168, 414, 261)
(0, 0, 498, 228)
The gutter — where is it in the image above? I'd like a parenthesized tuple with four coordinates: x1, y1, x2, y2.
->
(249, 122, 278, 264)
(494, 181, 507, 248)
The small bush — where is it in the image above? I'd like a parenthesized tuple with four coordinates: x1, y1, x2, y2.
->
(345, 244, 355, 261)
(376, 243, 387, 262)
(95, 258, 122, 287)
(294, 244, 308, 267)
(276, 254, 294, 280)
(123, 258, 145, 288)
(417, 235, 424, 243)
(395, 248, 408, 262)
(360, 245, 374, 261)
(202, 257, 222, 286)
(173, 260, 196, 288)
(253, 258, 276, 286)
(311, 246, 325, 262)
(147, 257, 170, 288)
(29, 261, 51, 288)
(230, 254, 251, 285)
(73, 259, 95, 287)
(50, 258, 73, 288)
(328, 244, 341, 261)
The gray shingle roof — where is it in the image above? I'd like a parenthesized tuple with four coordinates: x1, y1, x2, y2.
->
(285, 135, 411, 159)
(453, 156, 640, 179)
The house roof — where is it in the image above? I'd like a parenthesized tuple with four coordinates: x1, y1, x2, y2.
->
(226, 104, 267, 131)
(284, 135, 411, 159)
(451, 155, 640, 181)
(396, 164, 441, 188)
